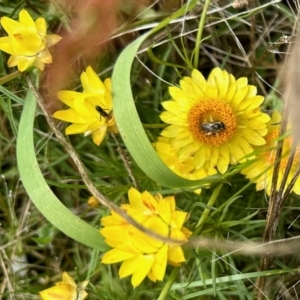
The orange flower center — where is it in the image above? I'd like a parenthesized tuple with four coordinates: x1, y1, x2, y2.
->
(187, 100, 236, 146)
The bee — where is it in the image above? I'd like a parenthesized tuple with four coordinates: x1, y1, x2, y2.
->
(95, 105, 112, 120)
(201, 121, 225, 135)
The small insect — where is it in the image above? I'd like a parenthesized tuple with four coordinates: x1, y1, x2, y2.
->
(95, 105, 112, 120)
(201, 121, 225, 135)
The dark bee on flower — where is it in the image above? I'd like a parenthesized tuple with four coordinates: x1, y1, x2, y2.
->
(201, 121, 225, 135)
(95, 105, 112, 121)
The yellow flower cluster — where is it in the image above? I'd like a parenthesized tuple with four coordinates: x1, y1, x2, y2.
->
(53, 66, 118, 146)
(39, 272, 88, 300)
(0, 9, 61, 71)
(100, 187, 191, 287)
(241, 111, 300, 195)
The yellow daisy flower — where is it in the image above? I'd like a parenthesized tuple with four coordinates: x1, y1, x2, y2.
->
(53, 66, 118, 146)
(241, 111, 300, 195)
(160, 67, 270, 173)
(0, 9, 61, 72)
(100, 187, 192, 287)
(39, 272, 89, 300)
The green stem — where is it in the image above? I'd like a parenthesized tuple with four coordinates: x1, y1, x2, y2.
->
(194, 184, 223, 235)
(157, 267, 180, 300)
(193, 0, 211, 69)
(0, 70, 22, 85)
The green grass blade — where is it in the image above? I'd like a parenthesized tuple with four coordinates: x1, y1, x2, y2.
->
(16, 89, 106, 250)
(112, 33, 219, 188)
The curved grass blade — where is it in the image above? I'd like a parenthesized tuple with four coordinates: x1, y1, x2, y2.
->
(112, 33, 220, 188)
(17, 89, 106, 250)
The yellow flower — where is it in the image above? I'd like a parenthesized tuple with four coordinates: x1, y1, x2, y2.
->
(160, 68, 270, 173)
(100, 187, 192, 287)
(241, 111, 300, 195)
(87, 196, 100, 208)
(39, 272, 89, 300)
(53, 66, 118, 146)
(0, 9, 61, 72)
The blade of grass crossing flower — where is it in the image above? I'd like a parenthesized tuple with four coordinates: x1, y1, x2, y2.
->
(112, 33, 216, 188)
(170, 269, 295, 290)
(16, 89, 106, 250)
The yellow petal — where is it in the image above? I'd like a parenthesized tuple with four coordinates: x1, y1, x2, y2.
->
(34, 59, 45, 71)
(14, 56, 35, 72)
(81, 66, 105, 94)
(170, 210, 187, 229)
(168, 87, 191, 104)
(65, 123, 89, 135)
(231, 86, 249, 107)
(119, 255, 155, 287)
(206, 72, 218, 99)
(214, 68, 230, 98)
(209, 146, 219, 169)
(236, 95, 264, 111)
(176, 140, 200, 159)
(91, 126, 107, 146)
(238, 128, 266, 146)
(100, 225, 129, 246)
(39, 282, 77, 300)
(216, 143, 230, 174)
(141, 190, 158, 212)
(37, 48, 53, 64)
(101, 212, 126, 226)
(168, 245, 186, 265)
(57, 91, 85, 108)
(150, 244, 168, 281)
(53, 109, 86, 123)
(161, 101, 181, 114)
(101, 247, 138, 264)
(160, 111, 186, 125)
(194, 145, 208, 169)
(191, 69, 207, 94)
(1, 16, 24, 35)
(0, 37, 18, 55)
(19, 9, 36, 29)
(61, 272, 76, 286)
(35, 17, 47, 36)
(228, 140, 246, 163)
(46, 34, 62, 47)
(128, 187, 143, 209)
(233, 135, 254, 157)
(181, 77, 206, 104)
(157, 198, 172, 225)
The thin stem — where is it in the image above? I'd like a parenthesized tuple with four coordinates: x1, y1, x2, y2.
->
(157, 267, 180, 300)
(194, 184, 223, 235)
(193, 0, 211, 68)
(0, 71, 22, 85)
(110, 133, 138, 189)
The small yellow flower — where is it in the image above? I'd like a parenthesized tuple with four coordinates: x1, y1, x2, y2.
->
(160, 68, 270, 173)
(53, 66, 118, 146)
(39, 272, 89, 300)
(241, 111, 300, 195)
(0, 9, 61, 72)
(100, 187, 192, 287)
(87, 196, 100, 208)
